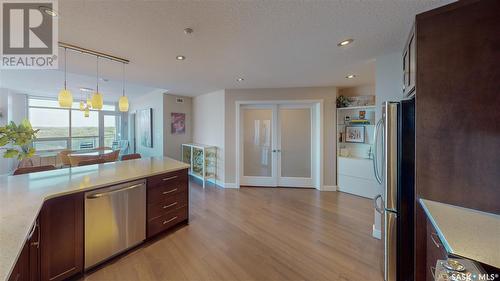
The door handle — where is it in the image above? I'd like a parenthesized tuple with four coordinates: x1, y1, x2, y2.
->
(163, 216, 177, 225)
(162, 188, 178, 195)
(87, 183, 145, 199)
(163, 202, 178, 209)
(373, 194, 384, 214)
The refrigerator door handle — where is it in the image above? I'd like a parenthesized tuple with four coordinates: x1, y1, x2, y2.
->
(384, 102, 399, 212)
(373, 194, 384, 214)
(385, 211, 397, 281)
(372, 118, 384, 184)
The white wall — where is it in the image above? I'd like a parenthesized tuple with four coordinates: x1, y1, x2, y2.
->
(192, 90, 225, 182)
(224, 87, 337, 188)
(0, 89, 28, 175)
(373, 52, 403, 238)
(129, 91, 164, 158)
(163, 94, 192, 161)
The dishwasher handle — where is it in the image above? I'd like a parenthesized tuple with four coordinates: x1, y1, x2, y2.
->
(87, 183, 145, 199)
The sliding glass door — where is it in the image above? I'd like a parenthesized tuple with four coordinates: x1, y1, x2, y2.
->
(240, 104, 315, 188)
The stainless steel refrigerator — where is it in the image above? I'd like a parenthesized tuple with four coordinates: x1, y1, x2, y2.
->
(373, 95, 415, 281)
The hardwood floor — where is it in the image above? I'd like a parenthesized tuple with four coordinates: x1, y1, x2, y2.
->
(81, 181, 383, 281)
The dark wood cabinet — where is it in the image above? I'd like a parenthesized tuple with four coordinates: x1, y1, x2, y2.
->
(9, 219, 39, 281)
(8, 239, 29, 281)
(40, 193, 83, 281)
(403, 24, 416, 96)
(8, 168, 189, 281)
(146, 169, 189, 238)
(425, 218, 447, 281)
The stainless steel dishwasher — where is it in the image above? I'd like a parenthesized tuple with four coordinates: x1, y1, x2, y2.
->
(84, 179, 146, 269)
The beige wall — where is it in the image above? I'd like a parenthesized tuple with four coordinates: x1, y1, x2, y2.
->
(192, 90, 225, 182)
(338, 84, 375, 97)
(163, 94, 192, 161)
(224, 87, 337, 187)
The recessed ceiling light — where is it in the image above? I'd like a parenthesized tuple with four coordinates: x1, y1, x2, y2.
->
(237, 78, 244, 82)
(337, 39, 354, 47)
(79, 87, 94, 92)
(176, 55, 186, 60)
(345, 74, 356, 79)
(39, 6, 58, 17)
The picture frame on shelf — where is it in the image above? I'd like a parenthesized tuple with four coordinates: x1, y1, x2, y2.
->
(345, 126, 365, 143)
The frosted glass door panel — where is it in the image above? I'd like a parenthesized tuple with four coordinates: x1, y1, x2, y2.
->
(243, 109, 273, 177)
(280, 108, 311, 178)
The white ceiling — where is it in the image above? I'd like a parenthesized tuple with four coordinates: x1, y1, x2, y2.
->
(1, 0, 454, 97)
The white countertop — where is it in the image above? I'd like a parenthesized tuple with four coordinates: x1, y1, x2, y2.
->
(0, 157, 189, 281)
(420, 199, 500, 269)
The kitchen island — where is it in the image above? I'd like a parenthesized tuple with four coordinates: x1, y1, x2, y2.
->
(0, 157, 190, 281)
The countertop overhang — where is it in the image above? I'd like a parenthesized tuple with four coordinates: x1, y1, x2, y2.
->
(420, 199, 500, 269)
(0, 157, 189, 281)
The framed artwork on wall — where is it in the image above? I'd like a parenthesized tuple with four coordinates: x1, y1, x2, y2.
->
(171, 113, 186, 135)
(138, 108, 153, 147)
(345, 126, 365, 143)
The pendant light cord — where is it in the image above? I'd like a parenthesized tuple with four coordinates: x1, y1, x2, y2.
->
(96, 56, 99, 93)
(122, 62, 125, 96)
(64, 48, 67, 90)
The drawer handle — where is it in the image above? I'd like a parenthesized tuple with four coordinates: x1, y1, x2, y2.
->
(163, 202, 178, 209)
(162, 188, 178, 195)
(162, 176, 178, 181)
(430, 232, 441, 248)
(163, 216, 177, 225)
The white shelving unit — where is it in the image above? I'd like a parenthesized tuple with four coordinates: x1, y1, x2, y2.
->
(181, 143, 217, 188)
(336, 104, 378, 198)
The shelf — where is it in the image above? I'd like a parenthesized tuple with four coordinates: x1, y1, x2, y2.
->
(337, 105, 376, 111)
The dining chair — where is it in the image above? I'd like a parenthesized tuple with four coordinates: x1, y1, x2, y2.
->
(102, 150, 121, 163)
(13, 165, 56, 175)
(121, 153, 141, 161)
(58, 150, 72, 167)
(77, 158, 107, 166)
(69, 155, 100, 167)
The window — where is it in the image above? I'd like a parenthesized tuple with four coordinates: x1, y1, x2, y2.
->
(28, 97, 123, 151)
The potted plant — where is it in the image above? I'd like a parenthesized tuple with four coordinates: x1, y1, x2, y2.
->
(336, 95, 350, 108)
(0, 119, 39, 168)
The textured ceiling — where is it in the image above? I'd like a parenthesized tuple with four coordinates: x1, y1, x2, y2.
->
(1, 0, 455, 97)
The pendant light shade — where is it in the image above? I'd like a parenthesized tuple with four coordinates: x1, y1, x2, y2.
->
(58, 89, 73, 108)
(79, 100, 85, 111)
(119, 96, 129, 112)
(119, 62, 129, 112)
(91, 92, 103, 110)
(92, 56, 103, 110)
(84, 106, 90, 118)
(58, 48, 73, 108)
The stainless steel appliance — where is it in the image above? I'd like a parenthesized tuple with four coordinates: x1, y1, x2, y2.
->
(373, 95, 415, 281)
(84, 179, 146, 269)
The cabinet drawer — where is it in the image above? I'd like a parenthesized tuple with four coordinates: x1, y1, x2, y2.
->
(147, 192, 187, 220)
(147, 175, 187, 205)
(147, 170, 187, 189)
(147, 207, 188, 237)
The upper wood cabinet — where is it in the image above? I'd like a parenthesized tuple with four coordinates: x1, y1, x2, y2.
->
(40, 193, 83, 281)
(403, 24, 416, 96)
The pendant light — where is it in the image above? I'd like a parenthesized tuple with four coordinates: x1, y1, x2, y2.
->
(118, 62, 129, 112)
(58, 48, 73, 107)
(91, 56, 103, 110)
(79, 89, 85, 111)
(84, 105, 90, 117)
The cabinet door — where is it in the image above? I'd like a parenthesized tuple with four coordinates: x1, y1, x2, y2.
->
(408, 33, 416, 93)
(40, 193, 83, 281)
(28, 219, 40, 281)
(403, 50, 409, 93)
(8, 242, 29, 281)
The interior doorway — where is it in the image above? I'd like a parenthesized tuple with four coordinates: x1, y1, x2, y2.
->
(236, 101, 323, 189)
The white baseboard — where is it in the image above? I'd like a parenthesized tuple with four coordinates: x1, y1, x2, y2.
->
(320, 185, 337, 191)
(223, 182, 238, 189)
(372, 224, 381, 239)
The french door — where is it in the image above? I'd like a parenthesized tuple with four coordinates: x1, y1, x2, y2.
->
(240, 104, 315, 188)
